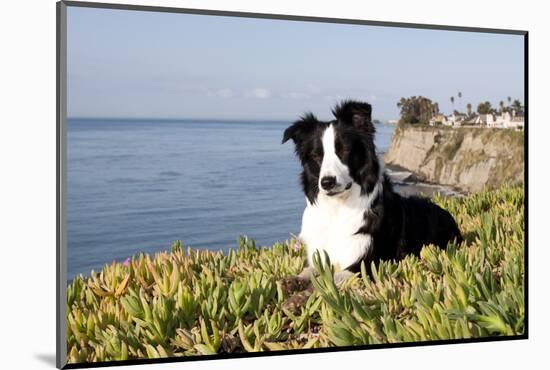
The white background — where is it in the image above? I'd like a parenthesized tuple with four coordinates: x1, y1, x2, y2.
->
(0, 0, 546, 369)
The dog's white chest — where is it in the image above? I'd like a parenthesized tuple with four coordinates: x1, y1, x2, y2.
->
(299, 193, 372, 270)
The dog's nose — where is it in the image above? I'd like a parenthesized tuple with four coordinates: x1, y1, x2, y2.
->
(320, 176, 337, 190)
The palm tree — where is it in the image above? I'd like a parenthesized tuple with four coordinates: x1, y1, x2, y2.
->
(511, 99, 522, 114)
(507, 96, 512, 105)
(450, 96, 455, 111)
(477, 101, 492, 115)
(499, 100, 505, 113)
(458, 92, 462, 111)
(397, 97, 406, 109)
(466, 103, 472, 116)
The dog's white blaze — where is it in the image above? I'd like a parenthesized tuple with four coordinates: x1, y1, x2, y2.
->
(319, 125, 352, 192)
(299, 124, 383, 270)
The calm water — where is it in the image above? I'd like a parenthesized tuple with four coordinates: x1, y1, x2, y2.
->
(67, 119, 396, 279)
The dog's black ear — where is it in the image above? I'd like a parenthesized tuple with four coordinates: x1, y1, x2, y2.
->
(332, 100, 374, 134)
(282, 113, 318, 144)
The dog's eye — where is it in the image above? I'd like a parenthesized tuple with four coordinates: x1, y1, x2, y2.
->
(337, 146, 350, 157)
(335, 141, 349, 157)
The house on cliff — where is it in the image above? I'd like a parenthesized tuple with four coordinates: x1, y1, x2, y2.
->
(447, 112, 467, 126)
(476, 111, 524, 129)
(431, 110, 524, 129)
(429, 112, 466, 127)
(428, 114, 447, 126)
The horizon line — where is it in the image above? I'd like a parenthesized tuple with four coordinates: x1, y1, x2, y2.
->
(66, 116, 394, 122)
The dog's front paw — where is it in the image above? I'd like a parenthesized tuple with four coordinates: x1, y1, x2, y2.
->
(333, 270, 355, 287)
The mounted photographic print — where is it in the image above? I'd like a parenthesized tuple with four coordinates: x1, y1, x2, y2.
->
(56, 1, 528, 368)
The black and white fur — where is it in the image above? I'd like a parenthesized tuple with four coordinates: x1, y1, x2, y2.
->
(282, 100, 462, 280)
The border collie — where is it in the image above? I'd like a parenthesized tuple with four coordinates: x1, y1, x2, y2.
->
(282, 100, 462, 284)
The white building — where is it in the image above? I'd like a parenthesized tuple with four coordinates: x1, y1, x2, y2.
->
(429, 110, 524, 129)
(445, 112, 467, 127)
(428, 114, 447, 126)
(485, 111, 525, 129)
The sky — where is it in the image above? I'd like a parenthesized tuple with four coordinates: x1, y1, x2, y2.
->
(67, 7, 525, 121)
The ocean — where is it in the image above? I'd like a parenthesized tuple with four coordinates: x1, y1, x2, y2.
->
(67, 119, 444, 279)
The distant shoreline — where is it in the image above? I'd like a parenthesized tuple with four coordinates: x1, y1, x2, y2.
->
(385, 163, 462, 197)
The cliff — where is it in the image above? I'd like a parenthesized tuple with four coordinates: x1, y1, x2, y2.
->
(384, 124, 524, 192)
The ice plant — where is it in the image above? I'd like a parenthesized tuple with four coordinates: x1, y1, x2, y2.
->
(67, 185, 525, 364)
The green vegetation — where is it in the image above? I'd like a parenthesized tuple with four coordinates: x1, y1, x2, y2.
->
(396, 96, 438, 125)
(477, 98, 523, 115)
(396, 94, 524, 124)
(67, 186, 525, 364)
(477, 101, 493, 115)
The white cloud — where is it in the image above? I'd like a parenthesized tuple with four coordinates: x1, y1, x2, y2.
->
(200, 85, 376, 103)
(245, 87, 272, 99)
(203, 87, 273, 99)
(206, 88, 234, 98)
(217, 88, 234, 98)
(281, 91, 311, 99)
(305, 83, 323, 95)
